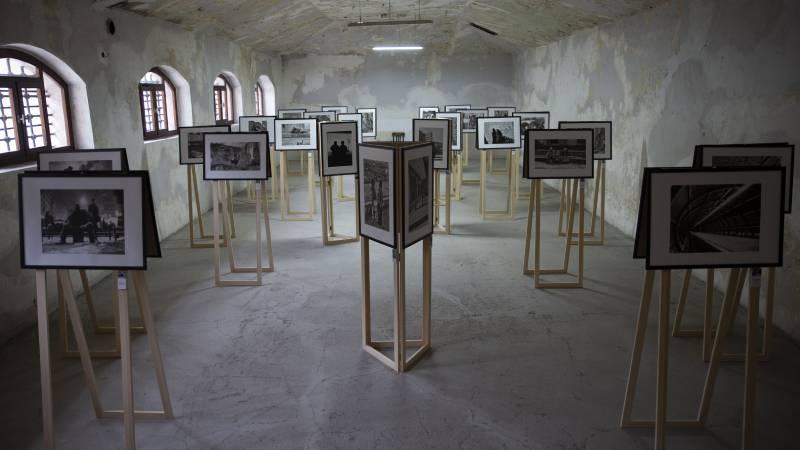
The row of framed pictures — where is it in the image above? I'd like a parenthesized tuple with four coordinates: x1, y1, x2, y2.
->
(276, 107, 377, 138)
(633, 142, 795, 270)
(20, 148, 162, 270)
(177, 126, 272, 180)
(418, 105, 550, 136)
(518, 121, 614, 179)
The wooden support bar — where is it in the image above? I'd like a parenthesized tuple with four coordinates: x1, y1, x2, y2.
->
(35, 270, 54, 450)
(117, 272, 136, 450)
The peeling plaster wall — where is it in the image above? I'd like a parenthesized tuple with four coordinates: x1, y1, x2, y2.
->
(281, 52, 514, 139)
(512, 0, 800, 339)
(0, 0, 281, 345)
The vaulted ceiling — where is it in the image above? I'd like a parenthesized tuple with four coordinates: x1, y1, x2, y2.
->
(97, 0, 667, 55)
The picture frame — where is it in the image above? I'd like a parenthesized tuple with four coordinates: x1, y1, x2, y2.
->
(319, 121, 359, 177)
(515, 111, 550, 139)
(38, 148, 129, 172)
(559, 121, 613, 160)
(359, 144, 395, 248)
(488, 106, 516, 117)
(413, 118, 451, 171)
(402, 142, 434, 248)
(524, 128, 594, 179)
(203, 132, 270, 180)
(277, 108, 306, 119)
(419, 106, 439, 119)
(632, 168, 653, 259)
(178, 125, 231, 165)
(239, 115, 275, 144)
(693, 143, 795, 213)
(19, 171, 147, 270)
(274, 118, 319, 151)
(645, 167, 785, 270)
(445, 105, 470, 112)
(357, 107, 378, 138)
(322, 105, 349, 114)
(477, 116, 521, 150)
(304, 110, 337, 122)
(462, 109, 486, 133)
(337, 113, 363, 143)
(435, 111, 463, 151)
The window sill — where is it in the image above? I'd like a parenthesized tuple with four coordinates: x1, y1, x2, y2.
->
(0, 162, 36, 175)
(144, 135, 178, 145)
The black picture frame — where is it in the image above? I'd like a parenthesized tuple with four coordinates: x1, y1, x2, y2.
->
(445, 105, 471, 112)
(413, 118, 451, 171)
(435, 112, 463, 152)
(644, 167, 786, 270)
(37, 148, 130, 172)
(202, 132, 270, 180)
(277, 108, 307, 119)
(274, 118, 319, 151)
(304, 111, 337, 122)
(523, 128, 595, 179)
(238, 115, 275, 144)
(357, 107, 378, 138)
(515, 111, 550, 139)
(487, 106, 516, 117)
(18, 171, 148, 270)
(321, 105, 349, 114)
(461, 109, 487, 133)
(401, 142, 435, 248)
(477, 116, 521, 150)
(558, 121, 613, 161)
(319, 121, 359, 177)
(178, 124, 231, 165)
(358, 143, 396, 248)
(419, 106, 439, 119)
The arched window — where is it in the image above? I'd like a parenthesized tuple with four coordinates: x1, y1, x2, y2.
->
(138, 68, 177, 140)
(254, 84, 264, 115)
(213, 75, 234, 125)
(0, 49, 72, 167)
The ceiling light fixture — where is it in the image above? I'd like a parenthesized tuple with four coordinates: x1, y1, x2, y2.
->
(348, 0, 432, 27)
(469, 22, 498, 36)
(372, 46, 424, 51)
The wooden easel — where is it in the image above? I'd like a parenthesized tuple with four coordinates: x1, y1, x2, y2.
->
(212, 180, 274, 286)
(59, 269, 145, 359)
(361, 236, 432, 372)
(621, 268, 764, 450)
(336, 175, 355, 201)
(187, 165, 235, 248)
(522, 179, 585, 288)
(286, 149, 306, 175)
(672, 267, 775, 362)
(487, 148, 509, 174)
(279, 151, 315, 221)
(320, 175, 359, 245)
(433, 169, 451, 234)
(34, 269, 173, 450)
(559, 160, 606, 246)
(479, 150, 514, 220)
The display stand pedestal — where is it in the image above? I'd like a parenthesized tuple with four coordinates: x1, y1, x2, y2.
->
(672, 268, 774, 362)
(321, 175, 359, 245)
(336, 175, 355, 201)
(213, 181, 274, 287)
(523, 179, 584, 288)
(558, 161, 605, 246)
(479, 150, 514, 220)
(279, 151, 315, 221)
(35, 269, 173, 450)
(187, 165, 234, 248)
(59, 269, 145, 359)
(433, 169, 451, 234)
(361, 237, 432, 372)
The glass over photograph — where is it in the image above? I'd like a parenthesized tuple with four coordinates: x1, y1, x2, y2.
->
(40, 189, 125, 255)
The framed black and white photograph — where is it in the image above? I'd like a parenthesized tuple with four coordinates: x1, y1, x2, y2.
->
(694, 143, 795, 213)
(322, 105, 349, 114)
(516, 111, 550, 139)
(646, 167, 785, 270)
(274, 118, 318, 151)
(277, 108, 306, 119)
(203, 132, 269, 180)
(337, 113, 363, 143)
(239, 116, 275, 144)
(319, 121, 358, 177)
(488, 106, 516, 117)
(38, 149, 129, 172)
(559, 121, 612, 160)
(419, 106, 439, 119)
(359, 144, 395, 248)
(462, 109, 486, 133)
(524, 129, 594, 179)
(304, 110, 336, 122)
(413, 118, 451, 171)
(403, 143, 434, 247)
(477, 116, 521, 150)
(357, 107, 377, 138)
(436, 112, 462, 151)
(178, 125, 231, 165)
(19, 172, 146, 270)
(445, 105, 470, 112)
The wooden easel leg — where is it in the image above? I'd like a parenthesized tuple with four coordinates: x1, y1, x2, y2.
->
(226, 181, 236, 239)
(422, 237, 432, 345)
(433, 171, 440, 226)
(672, 269, 693, 337)
(308, 152, 315, 216)
(558, 179, 566, 234)
(703, 269, 715, 361)
(394, 245, 406, 372)
(562, 179, 578, 272)
(655, 270, 671, 450)
(361, 238, 371, 347)
(588, 160, 601, 235)
(577, 180, 584, 285)
(117, 272, 136, 450)
(445, 171, 451, 233)
(212, 183, 222, 286)
(534, 180, 542, 286)
(620, 270, 656, 426)
(762, 267, 775, 356)
(280, 152, 288, 220)
(263, 181, 275, 270)
(270, 145, 278, 201)
(600, 161, 606, 243)
(320, 176, 329, 244)
(35, 270, 54, 450)
(479, 151, 486, 217)
(742, 269, 760, 450)
(523, 180, 535, 274)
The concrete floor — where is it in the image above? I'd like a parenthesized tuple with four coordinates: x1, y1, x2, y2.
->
(1, 155, 800, 449)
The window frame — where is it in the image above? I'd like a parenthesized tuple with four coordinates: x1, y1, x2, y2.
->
(138, 67, 178, 141)
(214, 75, 234, 125)
(0, 48, 73, 167)
(254, 83, 263, 116)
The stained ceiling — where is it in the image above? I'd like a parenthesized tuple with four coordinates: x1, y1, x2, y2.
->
(96, 0, 667, 55)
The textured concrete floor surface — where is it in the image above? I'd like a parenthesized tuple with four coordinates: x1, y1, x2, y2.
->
(1, 158, 800, 450)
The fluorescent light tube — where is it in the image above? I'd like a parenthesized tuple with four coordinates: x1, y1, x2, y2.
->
(372, 46, 424, 51)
